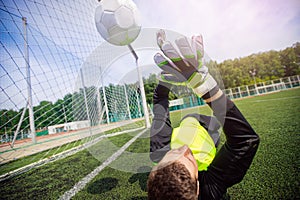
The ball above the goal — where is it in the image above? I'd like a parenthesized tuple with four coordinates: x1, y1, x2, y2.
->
(95, 0, 141, 46)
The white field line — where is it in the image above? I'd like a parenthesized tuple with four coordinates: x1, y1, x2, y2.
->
(59, 128, 148, 200)
(0, 127, 145, 182)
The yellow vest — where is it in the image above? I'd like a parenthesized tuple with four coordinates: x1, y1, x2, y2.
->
(171, 117, 216, 171)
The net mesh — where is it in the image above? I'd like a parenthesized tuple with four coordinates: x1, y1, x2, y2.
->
(0, 0, 144, 163)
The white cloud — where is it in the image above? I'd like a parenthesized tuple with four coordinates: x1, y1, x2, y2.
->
(136, 0, 300, 62)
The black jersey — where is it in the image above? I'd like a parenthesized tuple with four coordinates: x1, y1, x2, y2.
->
(150, 83, 260, 200)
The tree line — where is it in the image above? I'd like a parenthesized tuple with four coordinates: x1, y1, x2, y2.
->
(1, 42, 299, 135)
(213, 42, 300, 88)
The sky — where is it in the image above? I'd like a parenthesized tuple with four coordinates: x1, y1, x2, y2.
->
(135, 0, 300, 62)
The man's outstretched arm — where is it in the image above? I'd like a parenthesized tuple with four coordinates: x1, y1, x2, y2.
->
(149, 82, 173, 163)
(203, 88, 260, 188)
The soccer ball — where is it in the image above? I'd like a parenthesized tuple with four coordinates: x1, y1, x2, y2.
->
(95, 0, 141, 46)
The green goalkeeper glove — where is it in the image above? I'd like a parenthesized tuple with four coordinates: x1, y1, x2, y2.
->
(154, 29, 217, 97)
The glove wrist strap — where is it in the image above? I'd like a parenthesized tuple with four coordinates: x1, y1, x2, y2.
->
(192, 74, 217, 97)
(204, 89, 223, 103)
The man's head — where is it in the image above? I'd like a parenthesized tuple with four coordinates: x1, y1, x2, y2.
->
(147, 145, 199, 200)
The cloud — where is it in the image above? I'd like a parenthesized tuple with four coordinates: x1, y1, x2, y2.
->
(136, 0, 300, 62)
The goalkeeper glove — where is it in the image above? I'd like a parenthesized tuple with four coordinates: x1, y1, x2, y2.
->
(154, 29, 217, 97)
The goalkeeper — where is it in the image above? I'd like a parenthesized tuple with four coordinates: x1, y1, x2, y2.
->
(147, 30, 260, 200)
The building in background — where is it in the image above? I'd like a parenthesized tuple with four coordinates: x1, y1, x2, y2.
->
(48, 120, 89, 134)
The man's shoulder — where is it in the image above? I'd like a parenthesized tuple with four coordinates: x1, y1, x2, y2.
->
(198, 171, 229, 200)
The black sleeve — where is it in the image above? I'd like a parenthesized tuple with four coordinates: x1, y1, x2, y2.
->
(149, 82, 173, 163)
(199, 93, 260, 199)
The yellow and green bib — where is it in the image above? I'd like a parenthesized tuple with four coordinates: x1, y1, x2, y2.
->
(171, 117, 216, 171)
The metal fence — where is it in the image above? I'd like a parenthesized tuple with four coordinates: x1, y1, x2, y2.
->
(170, 75, 300, 111)
(225, 75, 300, 99)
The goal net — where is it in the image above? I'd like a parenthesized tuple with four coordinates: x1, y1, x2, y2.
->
(0, 0, 148, 164)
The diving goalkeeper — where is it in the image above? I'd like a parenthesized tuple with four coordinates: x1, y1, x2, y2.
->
(147, 30, 260, 200)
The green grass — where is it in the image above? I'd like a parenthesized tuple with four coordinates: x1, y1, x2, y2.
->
(0, 121, 143, 176)
(0, 150, 101, 200)
(0, 130, 139, 200)
(0, 88, 299, 199)
(227, 89, 300, 199)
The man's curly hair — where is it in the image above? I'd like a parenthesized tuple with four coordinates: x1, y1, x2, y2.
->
(147, 161, 198, 200)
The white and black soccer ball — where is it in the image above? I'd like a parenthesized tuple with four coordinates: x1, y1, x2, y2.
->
(95, 0, 141, 46)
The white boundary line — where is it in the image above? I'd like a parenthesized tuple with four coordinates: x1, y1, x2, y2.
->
(59, 128, 148, 200)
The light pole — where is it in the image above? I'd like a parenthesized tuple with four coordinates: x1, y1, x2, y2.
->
(249, 69, 259, 95)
